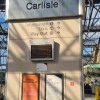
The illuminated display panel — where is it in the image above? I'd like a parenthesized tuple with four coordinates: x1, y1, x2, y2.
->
(31, 44, 53, 60)
(22, 74, 39, 100)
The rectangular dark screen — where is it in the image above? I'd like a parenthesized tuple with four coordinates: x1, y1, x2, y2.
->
(31, 45, 52, 59)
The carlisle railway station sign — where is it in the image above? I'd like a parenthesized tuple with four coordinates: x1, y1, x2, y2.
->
(6, 0, 84, 20)
(26, 1, 59, 10)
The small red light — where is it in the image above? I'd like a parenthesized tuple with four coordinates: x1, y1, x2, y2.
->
(70, 82, 74, 86)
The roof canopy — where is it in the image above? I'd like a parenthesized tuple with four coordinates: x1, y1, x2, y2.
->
(83, 64, 100, 68)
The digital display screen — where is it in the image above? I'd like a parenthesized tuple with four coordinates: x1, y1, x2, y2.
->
(31, 45, 52, 59)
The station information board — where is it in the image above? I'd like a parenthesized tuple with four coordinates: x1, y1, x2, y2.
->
(22, 74, 39, 100)
(45, 74, 63, 100)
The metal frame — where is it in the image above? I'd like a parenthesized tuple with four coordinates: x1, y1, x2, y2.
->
(83, 0, 100, 65)
(0, 1, 7, 99)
